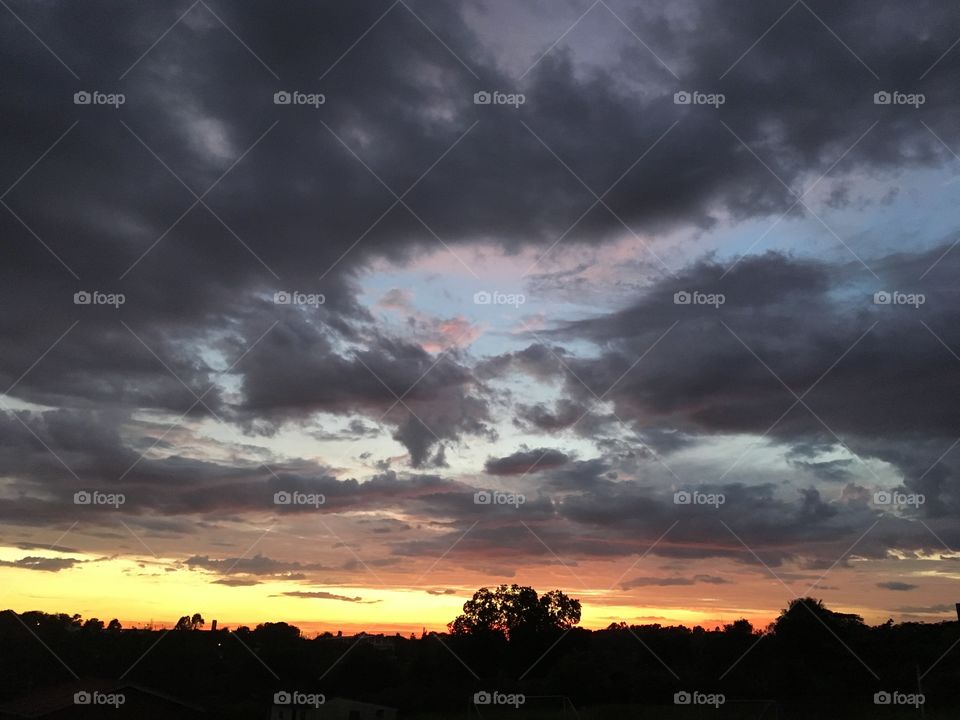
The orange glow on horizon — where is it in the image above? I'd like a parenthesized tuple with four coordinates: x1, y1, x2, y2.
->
(4, 544, 954, 637)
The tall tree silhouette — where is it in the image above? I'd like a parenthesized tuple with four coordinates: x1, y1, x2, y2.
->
(449, 584, 581, 639)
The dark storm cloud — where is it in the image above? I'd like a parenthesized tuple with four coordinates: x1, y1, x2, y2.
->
(495, 247, 960, 517)
(474, 469, 947, 574)
(474, 343, 570, 381)
(5, 398, 957, 572)
(4, 0, 960, 466)
(386, 465, 960, 572)
(0, 0, 503, 466)
(4, 0, 960, 579)
(233, 315, 495, 465)
(1, 389, 957, 575)
(0, 406, 480, 525)
(484, 447, 570, 475)
(513, 399, 587, 432)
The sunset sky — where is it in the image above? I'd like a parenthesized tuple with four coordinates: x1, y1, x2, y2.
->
(2, 0, 960, 637)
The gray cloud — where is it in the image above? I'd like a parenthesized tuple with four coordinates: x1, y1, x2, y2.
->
(3, 0, 960, 598)
(280, 591, 380, 604)
(484, 447, 570, 475)
(877, 581, 919, 592)
(621, 574, 730, 589)
(0, 556, 84, 572)
(212, 577, 260, 587)
(185, 554, 332, 577)
(4, 0, 960, 379)
(895, 603, 955, 614)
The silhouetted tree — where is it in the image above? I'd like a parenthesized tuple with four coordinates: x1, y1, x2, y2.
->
(772, 597, 864, 638)
(2, 599, 958, 717)
(723, 618, 754, 637)
(252, 621, 301, 642)
(174, 613, 205, 631)
(449, 584, 581, 639)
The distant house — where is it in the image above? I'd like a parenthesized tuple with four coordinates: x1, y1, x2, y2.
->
(352, 633, 398, 654)
(0, 679, 205, 718)
(270, 697, 396, 720)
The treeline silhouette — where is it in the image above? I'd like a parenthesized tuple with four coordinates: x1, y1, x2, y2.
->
(0, 588, 958, 718)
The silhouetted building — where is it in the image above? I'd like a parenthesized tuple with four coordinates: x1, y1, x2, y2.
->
(352, 633, 397, 654)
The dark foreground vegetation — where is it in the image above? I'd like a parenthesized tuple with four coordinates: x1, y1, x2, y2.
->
(0, 588, 957, 718)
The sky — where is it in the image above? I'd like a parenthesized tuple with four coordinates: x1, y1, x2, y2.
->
(1, 0, 960, 636)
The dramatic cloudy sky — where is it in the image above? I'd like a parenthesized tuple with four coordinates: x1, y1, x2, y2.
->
(2, 0, 960, 634)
